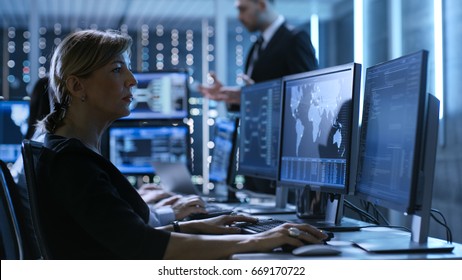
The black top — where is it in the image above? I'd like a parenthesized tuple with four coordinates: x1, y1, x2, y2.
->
(37, 134, 171, 259)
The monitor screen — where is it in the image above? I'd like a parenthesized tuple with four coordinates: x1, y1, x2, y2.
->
(123, 70, 189, 120)
(107, 120, 191, 175)
(238, 78, 282, 180)
(279, 63, 362, 195)
(209, 118, 239, 183)
(355, 50, 429, 214)
(0, 100, 30, 163)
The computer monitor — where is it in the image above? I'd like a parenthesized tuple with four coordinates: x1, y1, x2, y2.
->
(208, 117, 240, 202)
(0, 100, 30, 163)
(354, 50, 453, 253)
(106, 119, 191, 175)
(123, 70, 189, 120)
(238, 78, 282, 180)
(209, 117, 239, 184)
(237, 78, 296, 214)
(278, 63, 362, 228)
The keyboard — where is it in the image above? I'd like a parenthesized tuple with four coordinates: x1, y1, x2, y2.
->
(188, 204, 234, 220)
(236, 218, 287, 234)
(236, 218, 335, 240)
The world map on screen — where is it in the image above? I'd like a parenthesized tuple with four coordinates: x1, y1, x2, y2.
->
(288, 79, 344, 157)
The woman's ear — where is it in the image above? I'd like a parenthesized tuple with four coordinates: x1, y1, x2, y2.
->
(66, 75, 84, 98)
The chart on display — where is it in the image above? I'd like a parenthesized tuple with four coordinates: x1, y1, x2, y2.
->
(239, 78, 282, 180)
(123, 70, 189, 120)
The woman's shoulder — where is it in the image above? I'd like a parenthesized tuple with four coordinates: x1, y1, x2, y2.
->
(43, 133, 117, 172)
(41, 134, 112, 181)
(44, 133, 87, 154)
(42, 134, 100, 171)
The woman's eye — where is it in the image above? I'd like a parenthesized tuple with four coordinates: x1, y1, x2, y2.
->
(112, 67, 122, 73)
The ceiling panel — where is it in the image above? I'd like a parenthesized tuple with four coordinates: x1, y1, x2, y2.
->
(0, 0, 351, 30)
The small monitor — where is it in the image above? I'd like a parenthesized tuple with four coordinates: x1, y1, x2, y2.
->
(238, 78, 282, 180)
(106, 120, 191, 175)
(279, 63, 362, 195)
(209, 118, 239, 184)
(0, 100, 30, 163)
(123, 70, 189, 120)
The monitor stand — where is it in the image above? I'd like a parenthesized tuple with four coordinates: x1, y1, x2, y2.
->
(204, 181, 241, 203)
(354, 94, 454, 253)
(236, 184, 296, 215)
(294, 192, 371, 232)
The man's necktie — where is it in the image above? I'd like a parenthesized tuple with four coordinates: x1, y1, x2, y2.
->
(247, 36, 264, 77)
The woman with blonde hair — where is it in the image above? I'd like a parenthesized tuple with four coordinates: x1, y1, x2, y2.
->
(35, 29, 327, 259)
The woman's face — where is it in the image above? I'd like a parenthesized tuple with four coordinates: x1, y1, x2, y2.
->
(81, 51, 136, 122)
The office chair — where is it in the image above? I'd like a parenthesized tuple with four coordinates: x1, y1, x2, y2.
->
(21, 139, 52, 259)
(0, 160, 24, 259)
(1, 159, 42, 259)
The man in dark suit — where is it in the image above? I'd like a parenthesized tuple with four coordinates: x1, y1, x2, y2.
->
(199, 0, 318, 106)
(199, 0, 318, 196)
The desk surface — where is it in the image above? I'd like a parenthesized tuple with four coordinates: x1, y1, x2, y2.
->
(232, 225, 462, 260)
(211, 202, 462, 260)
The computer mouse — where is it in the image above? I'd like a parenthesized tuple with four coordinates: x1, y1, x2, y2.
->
(281, 230, 335, 252)
(292, 244, 342, 256)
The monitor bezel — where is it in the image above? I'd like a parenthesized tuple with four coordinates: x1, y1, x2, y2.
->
(103, 119, 192, 175)
(122, 69, 190, 120)
(238, 78, 283, 180)
(226, 118, 241, 187)
(277, 62, 362, 195)
(355, 50, 429, 214)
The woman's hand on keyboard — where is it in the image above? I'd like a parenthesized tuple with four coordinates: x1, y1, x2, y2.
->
(138, 183, 173, 204)
(156, 195, 208, 220)
(251, 223, 329, 252)
(180, 214, 258, 235)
